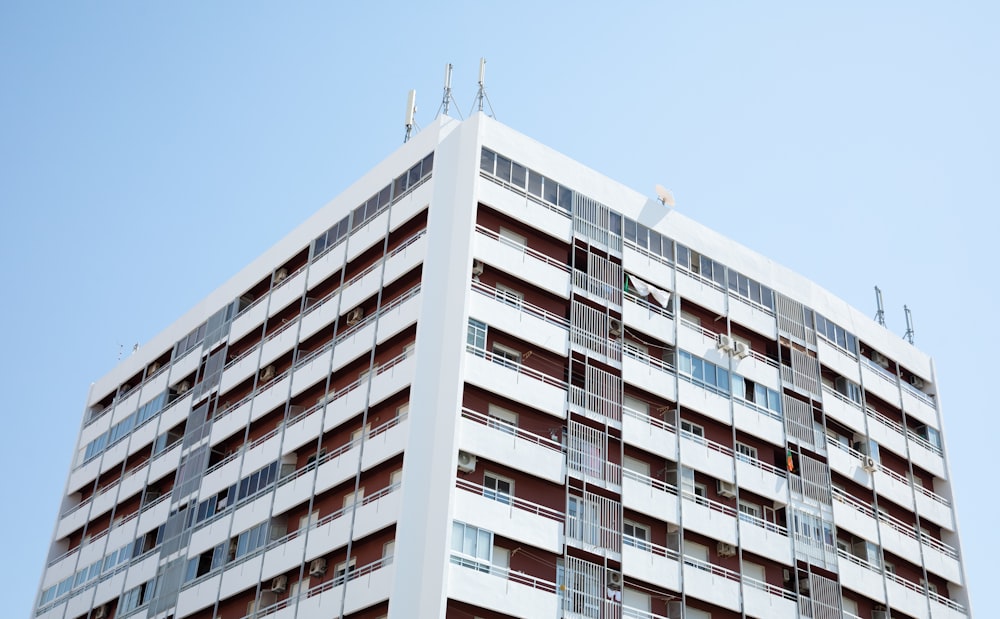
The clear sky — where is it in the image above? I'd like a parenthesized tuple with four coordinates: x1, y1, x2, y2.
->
(2, 2, 995, 617)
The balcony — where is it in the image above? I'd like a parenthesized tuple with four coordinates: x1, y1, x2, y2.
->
(836, 549, 887, 604)
(821, 385, 865, 432)
(458, 407, 564, 484)
(816, 337, 860, 383)
(478, 172, 573, 243)
(622, 292, 675, 347)
(622, 469, 679, 527)
(675, 266, 726, 317)
(622, 406, 678, 462)
(681, 554, 741, 612)
(901, 381, 938, 429)
(621, 535, 681, 592)
(676, 318, 730, 370)
(741, 572, 798, 619)
(470, 280, 569, 357)
(680, 492, 738, 546)
(679, 430, 734, 484)
(448, 554, 559, 618)
(622, 346, 677, 403)
(473, 224, 571, 298)
(454, 478, 563, 554)
(728, 293, 777, 340)
(464, 345, 568, 419)
(861, 357, 901, 406)
(738, 510, 793, 565)
(735, 454, 788, 505)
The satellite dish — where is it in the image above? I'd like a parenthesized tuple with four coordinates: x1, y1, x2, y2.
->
(655, 184, 676, 207)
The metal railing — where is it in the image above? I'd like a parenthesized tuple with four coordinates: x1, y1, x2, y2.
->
(456, 478, 564, 522)
(471, 279, 569, 329)
(474, 224, 571, 273)
(459, 407, 562, 453)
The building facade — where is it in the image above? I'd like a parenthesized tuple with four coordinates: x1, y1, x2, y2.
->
(35, 113, 971, 619)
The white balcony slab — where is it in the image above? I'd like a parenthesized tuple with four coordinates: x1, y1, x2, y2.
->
(832, 498, 879, 543)
(838, 557, 886, 603)
(728, 297, 777, 340)
(478, 178, 572, 243)
(735, 459, 787, 504)
(470, 293, 568, 357)
(463, 352, 567, 419)
(733, 401, 784, 447)
(679, 435, 734, 484)
(623, 296, 675, 346)
(459, 416, 564, 484)
(623, 355, 677, 403)
(914, 490, 954, 531)
(622, 544, 681, 591)
(822, 389, 865, 434)
(861, 362, 901, 407)
(676, 271, 726, 316)
(454, 489, 562, 554)
(680, 499, 737, 545)
(448, 562, 560, 619)
(347, 210, 391, 263)
(230, 297, 269, 345)
(623, 411, 678, 462)
(682, 562, 741, 612)
(623, 474, 679, 526)
(817, 339, 861, 383)
(267, 269, 307, 318)
(742, 583, 798, 619)
(902, 389, 938, 429)
(886, 577, 930, 619)
(677, 380, 731, 426)
(305, 241, 347, 290)
(473, 232, 571, 299)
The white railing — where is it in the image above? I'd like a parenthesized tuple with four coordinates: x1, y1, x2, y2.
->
(466, 344, 568, 390)
(456, 478, 565, 522)
(471, 279, 570, 329)
(460, 407, 563, 453)
(450, 551, 559, 593)
(475, 224, 571, 273)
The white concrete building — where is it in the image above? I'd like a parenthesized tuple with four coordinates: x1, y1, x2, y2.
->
(35, 113, 970, 619)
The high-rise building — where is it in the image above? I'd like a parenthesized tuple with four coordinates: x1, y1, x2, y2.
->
(35, 113, 970, 619)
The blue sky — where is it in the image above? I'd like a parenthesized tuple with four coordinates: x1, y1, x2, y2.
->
(2, 2, 995, 617)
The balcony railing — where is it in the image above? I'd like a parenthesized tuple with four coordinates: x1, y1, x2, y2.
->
(456, 478, 564, 522)
(450, 552, 559, 593)
(460, 407, 562, 453)
(471, 279, 569, 330)
(475, 224, 571, 273)
(466, 344, 568, 390)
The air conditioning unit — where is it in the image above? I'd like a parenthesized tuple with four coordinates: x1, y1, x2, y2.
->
(177, 380, 191, 394)
(717, 542, 736, 557)
(274, 268, 288, 283)
(872, 612, 889, 619)
(607, 571, 623, 589)
(270, 574, 288, 594)
(471, 259, 485, 278)
(309, 558, 327, 577)
(733, 341, 750, 359)
(260, 365, 276, 381)
(862, 455, 878, 473)
(798, 577, 811, 594)
(909, 375, 926, 390)
(120, 383, 132, 394)
(716, 333, 734, 352)
(609, 318, 623, 337)
(93, 605, 107, 619)
(457, 450, 477, 473)
(346, 307, 364, 326)
(148, 361, 160, 374)
(871, 351, 890, 369)
(717, 480, 737, 498)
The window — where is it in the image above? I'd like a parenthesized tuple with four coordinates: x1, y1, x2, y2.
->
(334, 558, 356, 580)
(738, 501, 762, 523)
(390, 469, 403, 486)
(234, 521, 269, 559)
(351, 424, 370, 443)
(491, 343, 521, 366)
(679, 467, 706, 498)
(567, 496, 601, 545)
(623, 520, 650, 548)
(452, 521, 493, 571)
(484, 472, 514, 504)
(496, 284, 524, 308)
(289, 576, 310, 597)
(623, 395, 648, 416)
(299, 510, 319, 531)
(467, 319, 487, 351)
(383, 540, 395, 559)
(487, 403, 518, 433)
(343, 487, 365, 509)
(735, 442, 757, 462)
(624, 338, 648, 356)
(498, 227, 527, 249)
(623, 455, 650, 476)
(680, 310, 701, 327)
(680, 420, 704, 439)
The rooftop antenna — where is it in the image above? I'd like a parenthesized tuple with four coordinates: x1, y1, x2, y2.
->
(655, 184, 676, 208)
(874, 286, 886, 326)
(903, 305, 915, 344)
(403, 89, 417, 143)
(436, 63, 463, 119)
(470, 57, 496, 118)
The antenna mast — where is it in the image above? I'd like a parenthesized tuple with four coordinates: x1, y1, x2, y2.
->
(874, 286, 886, 326)
(436, 63, 462, 119)
(471, 57, 496, 118)
(903, 305, 915, 344)
(403, 89, 417, 143)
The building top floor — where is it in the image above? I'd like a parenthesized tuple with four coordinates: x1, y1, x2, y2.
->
(82, 112, 934, 412)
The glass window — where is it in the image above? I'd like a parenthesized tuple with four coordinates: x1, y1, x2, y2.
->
(736, 442, 757, 462)
(467, 319, 487, 350)
(491, 344, 521, 366)
(510, 162, 526, 188)
(624, 218, 637, 243)
(495, 156, 512, 182)
(527, 170, 543, 196)
(558, 185, 573, 209)
(484, 472, 513, 504)
(543, 176, 559, 204)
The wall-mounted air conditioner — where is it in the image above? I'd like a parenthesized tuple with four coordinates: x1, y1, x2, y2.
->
(909, 375, 926, 390)
(609, 319, 622, 338)
(733, 341, 750, 359)
(260, 365, 276, 381)
(862, 456, 878, 473)
(274, 268, 288, 283)
(717, 542, 736, 557)
(346, 307, 364, 326)
(177, 380, 191, 394)
(471, 259, 484, 279)
(871, 351, 890, 369)
(457, 450, 477, 473)
(607, 571, 623, 589)
(270, 575, 287, 594)
(716, 333, 734, 353)
(309, 558, 327, 577)
(717, 480, 737, 498)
